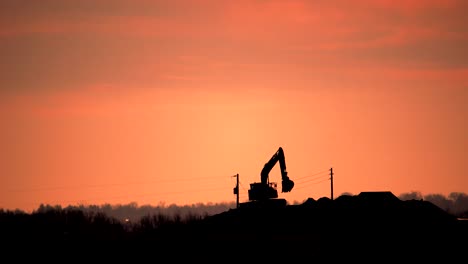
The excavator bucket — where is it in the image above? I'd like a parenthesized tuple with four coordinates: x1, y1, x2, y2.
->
(282, 177, 294, 193)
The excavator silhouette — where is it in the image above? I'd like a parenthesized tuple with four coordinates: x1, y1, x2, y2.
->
(243, 147, 294, 208)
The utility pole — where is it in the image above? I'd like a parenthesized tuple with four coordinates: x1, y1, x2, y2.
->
(330, 167, 334, 201)
(233, 174, 239, 208)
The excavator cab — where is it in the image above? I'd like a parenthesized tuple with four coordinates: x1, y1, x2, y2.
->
(248, 182, 278, 201)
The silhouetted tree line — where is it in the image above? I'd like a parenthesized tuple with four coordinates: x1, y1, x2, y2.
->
(0, 205, 126, 241)
(57, 201, 235, 223)
(0, 201, 235, 222)
(397, 191, 468, 218)
(0, 201, 235, 241)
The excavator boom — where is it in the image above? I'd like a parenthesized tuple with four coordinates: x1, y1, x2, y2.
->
(260, 147, 294, 193)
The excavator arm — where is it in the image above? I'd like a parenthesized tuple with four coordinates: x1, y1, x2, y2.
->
(260, 147, 294, 193)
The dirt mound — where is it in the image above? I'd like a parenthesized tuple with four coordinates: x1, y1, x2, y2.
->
(192, 191, 463, 248)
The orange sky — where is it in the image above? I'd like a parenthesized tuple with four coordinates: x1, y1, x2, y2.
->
(1, 0, 467, 212)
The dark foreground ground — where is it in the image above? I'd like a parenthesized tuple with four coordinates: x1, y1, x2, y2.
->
(184, 192, 468, 259)
(2, 192, 467, 258)
(189, 192, 467, 242)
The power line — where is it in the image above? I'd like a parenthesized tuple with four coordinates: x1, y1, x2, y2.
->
(294, 169, 330, 180)
(295, 174, 329, 185)
(10, 175, 242, 210)
(43, 185, 233, 206)
(8, 175, 229, 193)
(294, 177, 330, 190)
